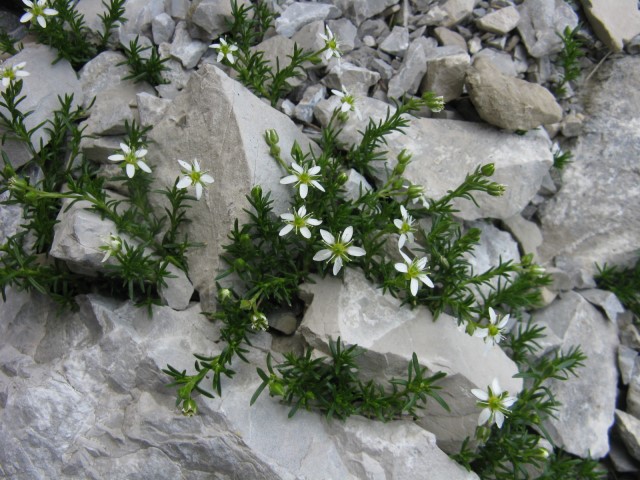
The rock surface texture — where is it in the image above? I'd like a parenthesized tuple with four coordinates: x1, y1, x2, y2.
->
(539, 56, 640, 273)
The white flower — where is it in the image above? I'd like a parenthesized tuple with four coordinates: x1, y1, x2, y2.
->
(1, 62, 29, 88)
(280, 161, 325, 199)
(331, 86, 360, 119)
(318, 25, 342, 61)
(394, 248, 434, 296)
(473, 307, 510, 347)
(108, 143, 151, 178)
(313, 226, 366, 275)
(176, 159, 214, 200)
(279, 205, 322, 239)
(471, 378, 517, 429)
(100, 234, 122, 263)
(250, 312, 268, 331)
(210, 37, 239, 64)
(393, 205, 416, 249)
(20, 0, 58, 28)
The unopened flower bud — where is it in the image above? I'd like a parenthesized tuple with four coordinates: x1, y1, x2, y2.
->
(181, 397, 198, 417)
(268, 376, 285, 397)
(234, 258, 247, 271)
(251, 185, 262, 198)
(250, 312, 268, 331)
(264, 129, 279, 146)
(218, 288, 232, 302)
(393, 149, 412, 175)
(406, 184, 424, 200)
(337, 171, 349, 184)
(488, 183, 506, 196)
(239, 234, 251, 246)
(481, 163, 495, 176)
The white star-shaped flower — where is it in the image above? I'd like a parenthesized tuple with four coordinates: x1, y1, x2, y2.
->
(313, 226, 366, 275)
(331, 86, 360, 119)
(471, 378, 517, 429)
(250, 312, 268, 331)
(394, 248, 434, 296)
(280, 161, 325, 199)
(279, 205, 322, 239)
(1, 62, 29, 88)
(108, 143, 151, 178)
(100, 234, 122, 263)
(473, 307, 510, 347)
(393, 205, 416, 249)
(318, 25, 342, 61)
(176, 159, 214, 200)
(20, 0, 58, 28)
(210, 37, 239, 64)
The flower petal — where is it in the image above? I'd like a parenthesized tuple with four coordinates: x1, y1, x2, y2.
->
(279, 224, 294, 237)
(474, 328, 489, 339)
(346, 246, 365, 257)
(398, 234, 406, 249)
(291, 162, 303, 173)
(478, 408, 491, 426)
(280, 174, 298, 185)
(308, 165, 321, 175)
(201, 174, 214, 184)
(393, 219, 403, 229)
(37, 15, 47, 28)
(195, 182, 203, 200)
(495, 411, 505, 428)
(313, 249, 332, 261)
(341, 226, 353, 243)
(20, 12, 33, 23)
(331, 89, 344, 98)
(311, 180, 325, 192)
(280, 213, 295, 221)
(394, 263, 408, 273)
(108, 154, 124, 162)
(300, 227, 311, 239)
(176, 176, 192, 189)
(320, 229, 335, 245)
(471, 389, 488, 401)
(399, 249, 411, 265)
(491, 378, 502, 396)
(489, 307, 497, 324)
(419, 274, 434, 288)
(137, 160, 152, 173)
(178, 159, 191, 171)
(297, 205, 307, 216)
(299, 183, 308, 199)
(307, 218, 322, 226)
(400, 204, 408, 218)
(410, 278, 418, 296)
(126, 163, 135, 178)
(333, 256, 343, 275)
(217, 52, 224, 63)
(503, 396, 517, 408)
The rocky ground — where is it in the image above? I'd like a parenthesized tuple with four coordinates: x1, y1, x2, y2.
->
(1, 0, 640, 479)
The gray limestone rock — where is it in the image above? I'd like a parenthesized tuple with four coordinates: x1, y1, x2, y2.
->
(327, 18, 358, 54)
(334, 0, 399, 26)
(152, 12, 176, 45)
(580, 0, 640, 52)
(0, 44, 82, 169)
(433, 26, 469, 50)
(422, 51, 470, 102)
(275, 1, 341, 38)
(629, 372, 640, 418)
(79, 135, 123, 164)
(170, 21, 209, 69)
(146, 64, 316, 310)
(387, 36, 436, 99)
(503, 214, 543, 258)
(517, 0, 578, 58)
(166, 0, 190, 20)
(267, 309, 298, 335)
(190, 0, 247, 37)
(539, 56, 640, 274)
(298, 269, 522, 453)
(618, 345, 639, 386)
(322, 61, 380, 96)
(476, 6, 520, 34)
(342, 168, 373, 203)
(292, 20, 330, 69)
(421, 0, 478, 27)
(118, 0, 165, 38)
(294, 84, 326, 124)
(616, 409, 640, 462)
(379, 26, 410, 57)
(314, 96, 553, 220)
(579, 289, 625, 323)
(532, 292, 618, 459)
(136, 92, 172, 127)
(466, 57, 563, 130)
(473, 48, 518, 77)
(252, 35, 304, 88)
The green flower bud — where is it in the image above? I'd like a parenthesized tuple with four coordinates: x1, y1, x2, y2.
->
(406, 184, 424, 200)
(239, 234, 252, 246)
(239, 298, 253, 310)
(488, 183, 506, 196)
(251, 185, 262, 199)
(218, 288, 232, 302)
(234, 258, 247, 271)
(481, 163, 495, 176)
(181, 397, 198, 417)
(268, 376, 285, 397)
(264, 129, 279, 146)
(337, 171, 349, 184)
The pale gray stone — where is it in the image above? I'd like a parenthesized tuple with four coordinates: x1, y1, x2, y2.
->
(334, 0, 399, 26)
(74, 0, 114, 39)
(152, 12, 175, 44)
(292, 20, 330, 69)
(619, 345, 639, 386)
(299, 269, 522, 453)
(322, 62, 380, 96)
(294, 84, 326, 124)
(467, 36, 483, 54)
(118, 0, 165, 38)
(517, 0, 578, 58)
(342, 168, 373, 203)
(314, 96, 553, 220)
(275, 1, 341, 38)
(251, 35, 305, 88)
(136, 92, 172, 127)
(609, 437, 640, 474)
(387, 37, 436, 99)
(629, 372, 640, 418)
(280, 98, 295, 117)
(579, 289, 625, 322)
(146, 65, 317, 310)
(362, 35, 377, 47)
(503, 214, 543, 258)
(434, 27, 468, 50)
(0, 192, 22, 247)
(267, 309, 298, 335)
(166, 0, 190, 20)
(0, 45, 82, 169)
(327, 18, 358, 54)
(421, 0, 478, 27)
(379, 26, 410, 57)
(580, 0, 640, 52)
(170, 21, 208, 69)
(79, 51, 155, 136)
(190, 0, 246, 37)
(560, 111, 585, 137)
(476, 6, 520, 34)
(616, 410, 640, 462)
(539, 56, 640, 274)
(532, 292, 618, 459)
(466, 57, 563, 130)
(79, 135, 123, 164)
(473, 48, 518, 76)
(422, 52, 470, 102)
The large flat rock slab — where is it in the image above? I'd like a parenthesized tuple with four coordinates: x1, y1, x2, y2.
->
(539, 56, 640, 273)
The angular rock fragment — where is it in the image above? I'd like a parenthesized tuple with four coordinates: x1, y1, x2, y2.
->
(333, 0, 399, 26)
(152, 12, 175, 44)
(146, 65, 317, 310)
(466, 57, 563, 130)
(387, 37, 436, 99)
(420, 0, 478, 27)
(616, 410, 640, 462)
(532, 292, 618, 459)
(580, 0, 640, 52)
(476, 6, 520, 34)
(379, 26, 410, 57)
(314, 96, 553, 220)
(517, 0, 578, 58)
(422, 52, 470, 102)
(275, 1, 341, 38)
(0, 45, 83, 169)
(539, 56, 640, 273)
(170, 21, 209, 69)
(299, 269, 522, 453)
(322, 61, 380, 96)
